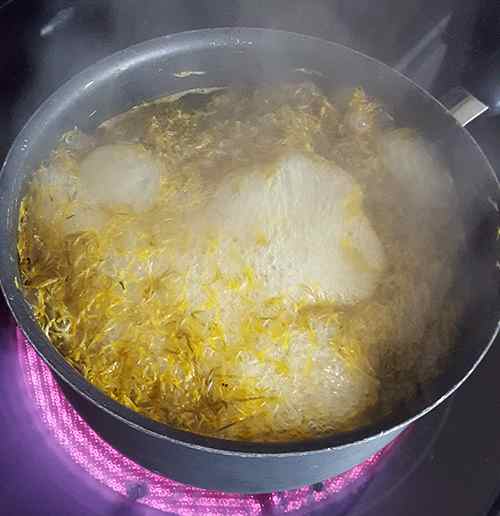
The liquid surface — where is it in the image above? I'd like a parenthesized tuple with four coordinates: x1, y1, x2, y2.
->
(18, 84, 463, 441)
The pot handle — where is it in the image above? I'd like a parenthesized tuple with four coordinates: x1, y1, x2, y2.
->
(442, 49, 500, 127)
(464, 49, 500, 116)
(441, 87, 488, 127)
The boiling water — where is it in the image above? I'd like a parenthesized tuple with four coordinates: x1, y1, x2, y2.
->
(17, 84, 463, 441)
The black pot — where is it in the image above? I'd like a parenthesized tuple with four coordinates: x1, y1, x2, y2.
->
(0, 28, 498, 493)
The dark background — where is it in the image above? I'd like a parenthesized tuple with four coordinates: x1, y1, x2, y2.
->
(1, 1, 500, 515)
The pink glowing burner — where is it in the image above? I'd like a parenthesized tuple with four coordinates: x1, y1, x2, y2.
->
(17, 329, 398, 515)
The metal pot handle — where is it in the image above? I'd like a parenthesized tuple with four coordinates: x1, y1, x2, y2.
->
(442, 87, 488, 127)
(442, 49, 500, 127)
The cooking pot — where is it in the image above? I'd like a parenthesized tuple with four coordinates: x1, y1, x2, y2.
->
(0, 28, 498, 493)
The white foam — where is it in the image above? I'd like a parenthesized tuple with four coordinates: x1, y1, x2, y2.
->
(79, 144, 161, 212)
(192, 152, 386, 305)
(379, 130, 455, 218)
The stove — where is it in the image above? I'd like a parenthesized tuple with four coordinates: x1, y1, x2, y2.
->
(16, 329, 400, 515)
(1, 2, 500, 515)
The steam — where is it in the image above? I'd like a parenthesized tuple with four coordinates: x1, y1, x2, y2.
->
(5, 0, 399, 161)
(40, 7, 75, 38)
